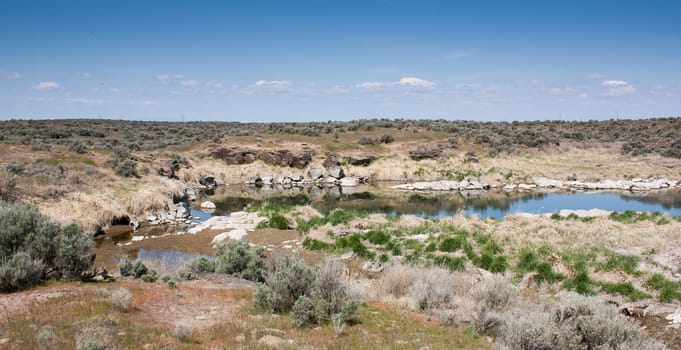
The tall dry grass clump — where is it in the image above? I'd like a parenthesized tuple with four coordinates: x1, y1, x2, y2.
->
(377, 265, 471, 310)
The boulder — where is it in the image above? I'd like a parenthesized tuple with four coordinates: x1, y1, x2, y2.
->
(409, 145, 444, 160)
(340, 177, 358, 187)
(199, 174, 216, 187)
(344, 155, 378, 166)
(200, 201, 216, 209)
(328, 166, 345, 179)
(307, 167, 324, 180)
(323, 154, 341, 168)
(289, 173, 304, 182)
(464, 151, 479, 163)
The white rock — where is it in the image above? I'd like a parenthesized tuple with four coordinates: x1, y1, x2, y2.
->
(200, 201, 216, 209)
(340, 177, 358, 187)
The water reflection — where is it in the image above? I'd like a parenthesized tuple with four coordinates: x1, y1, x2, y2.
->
(196, 185, 681, 220)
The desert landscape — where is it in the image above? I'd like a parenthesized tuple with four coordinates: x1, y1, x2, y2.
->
(1, 118, 681, 349)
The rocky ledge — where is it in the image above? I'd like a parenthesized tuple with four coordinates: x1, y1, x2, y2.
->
(392, 176, 678, 192)
(391, 177, 491, 191)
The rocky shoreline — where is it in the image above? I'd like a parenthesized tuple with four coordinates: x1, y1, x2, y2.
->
(391, 176, 679, 192)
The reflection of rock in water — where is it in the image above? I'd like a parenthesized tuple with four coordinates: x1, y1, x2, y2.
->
(619, 189, 681, 209)
(196, 184, 681, 219)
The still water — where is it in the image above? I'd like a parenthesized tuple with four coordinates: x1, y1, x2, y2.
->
(198, 185, 681, 220)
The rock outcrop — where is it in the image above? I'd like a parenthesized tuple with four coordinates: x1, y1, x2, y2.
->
(409, 144, 445, 160)
(211, 147, 314, 169)
(344, 155, 378, 166)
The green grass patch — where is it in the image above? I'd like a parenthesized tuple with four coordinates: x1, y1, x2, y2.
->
(268, 213, 290, 229)
(438, 236, 464, 252)
(296, 209, 362, 234)
(596, 250, 640, 275)
(646, 273, 681, 303)
(597, 281, 650, 301)
(430, 255, 466, 271)
(609, 210, 666, 224)
(550, 213, 596, 223)
(563, 259, 595, 295)
(365, 230, 390, 245)
(336, 234, 374, 259)
(302, 238, 331, 250)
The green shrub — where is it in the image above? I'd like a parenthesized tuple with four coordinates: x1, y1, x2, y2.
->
(141, 270, 158, 283)
(0, 252, 45, 292)
(291, 295, 318, 328)
(365, 230, 390, 245)
(268, 213, 290, 229)
(131, 259, 148, 278)
(254, 255, 316, 312)
(177, 257, 216, 280)
(313, 261, 354, 321)
(117, 256, 133, 277)
(114, 159, 137, 177)
(302, 238, 331, 250)
(55, 223, 94, 279)
(0, 201, 93, 291)
(215, 240, 266, 282)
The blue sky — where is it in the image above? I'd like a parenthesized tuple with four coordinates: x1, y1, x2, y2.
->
(1, 0, 680, 121)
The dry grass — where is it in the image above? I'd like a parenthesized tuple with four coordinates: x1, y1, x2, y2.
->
(0, 277, 489, 350)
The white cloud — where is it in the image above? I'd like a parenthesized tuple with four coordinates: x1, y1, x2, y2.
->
(396, 77, 436, 88)
(33, 81, 59, 90)
(2, 71, 21, 79)
(356, 81, 385, 89)
(156, 74, 185, 84)
(82, 72, 92, 79)
(205, 81, 224, 88)
(142, 100, 159, 106)
(180, 79, 200, 87)
(602, 80, 628, 87)
(602, 80, 636, 96)
(356, 77, 436, 89)
(254, 80, 291, 88)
